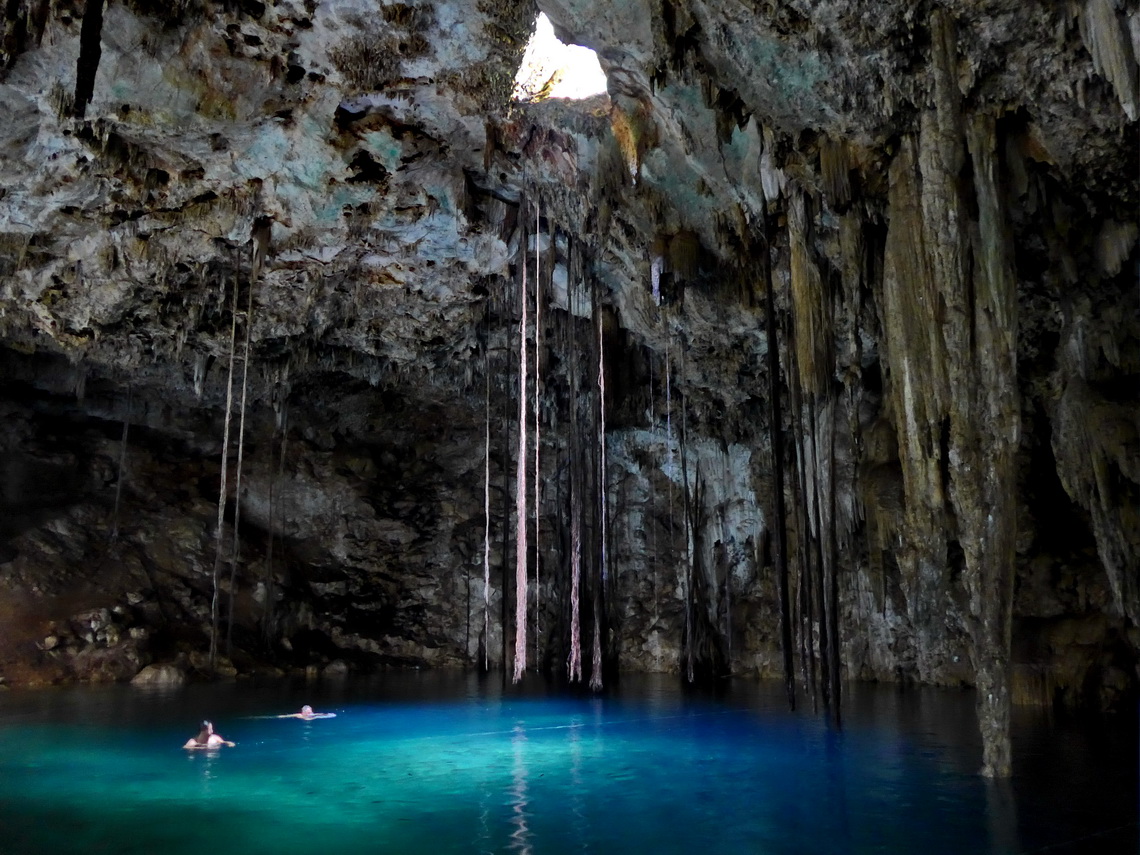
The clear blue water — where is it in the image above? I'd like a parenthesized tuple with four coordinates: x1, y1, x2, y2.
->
(0, 673, 1134, 854)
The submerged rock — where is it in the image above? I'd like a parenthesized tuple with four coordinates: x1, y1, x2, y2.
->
(131, 663, 187, 687)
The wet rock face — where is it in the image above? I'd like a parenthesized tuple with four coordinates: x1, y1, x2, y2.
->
(0, 0, 1136, 745)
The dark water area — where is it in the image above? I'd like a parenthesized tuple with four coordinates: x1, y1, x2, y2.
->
(0, 673, 1134, 854)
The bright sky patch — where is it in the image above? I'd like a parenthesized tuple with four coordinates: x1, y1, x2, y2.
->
(513, 14, 607, 102)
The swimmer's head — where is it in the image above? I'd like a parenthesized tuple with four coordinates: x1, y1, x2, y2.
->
(301, 705, 314, 716)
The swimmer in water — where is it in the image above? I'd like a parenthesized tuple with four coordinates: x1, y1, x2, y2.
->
(278, 704, 336, 720)
(184, 720, 234, 749)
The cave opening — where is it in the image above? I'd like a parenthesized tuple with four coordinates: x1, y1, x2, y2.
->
(512, 13, 607, 102)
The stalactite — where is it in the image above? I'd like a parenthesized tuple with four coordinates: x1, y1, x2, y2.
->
(721, 450, 733, 674)
(820, 138, 852, 211)
(789, 191, 831, 400)
(678, 342, 694, 685)
(593, 274, 608, 693)
(578, 262, 603, 694)
(483, 316, 492, 672)
(880, 134, 951, 667)
(589, 612, 603, 691)
(808, 403, 832, 712)
(567, 237, 583, 683)
(513, 205, 529, 683)
(665, 325, 674, 475)
(251, 217, 271, 281)
(466, 490, 472, 662)
(649, 352, 660, 668)
(651, 247, 663, 306)
(72, 361, 86, 404)
(826, 395, 842, 726)
(810, 399, 836, 715)
(665, 323, 676, 660)
(568, 468, 583, 682)
(193, 353, 207, 400)
(1078, 0, 1139, 121)
(209, 276, 239, 670)
(789, 186, 841, 715)
(501, 308, 512, 681)
(867, 10, 1020, 775)
(533, 198, 542, 671)
(798, 508, 816, 711)
(961, 111, 1020, 778)
(724, 548, 732, 672)
(764, 225, 795, 710)
(226, 279, 254, 657)
(109, 385, 131, 542)
(72, 0, 104, 118)
(788, 341, 818, 710)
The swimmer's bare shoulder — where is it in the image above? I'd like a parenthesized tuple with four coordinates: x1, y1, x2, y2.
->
(184, 721, 233, 748)
(184, 739, 236, 749)
(278, 706, 336, 719)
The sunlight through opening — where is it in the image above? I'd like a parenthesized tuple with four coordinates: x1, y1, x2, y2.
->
(513, 13, 608, 102)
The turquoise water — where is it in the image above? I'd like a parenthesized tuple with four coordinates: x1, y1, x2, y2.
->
(0, 674, 1134, 854)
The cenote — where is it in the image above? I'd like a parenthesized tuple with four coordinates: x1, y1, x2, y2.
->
(1, 2, 1139, 853)
(0, 674, 1134, 855)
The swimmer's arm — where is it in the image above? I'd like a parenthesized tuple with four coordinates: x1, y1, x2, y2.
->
(275, 712, 337, 719)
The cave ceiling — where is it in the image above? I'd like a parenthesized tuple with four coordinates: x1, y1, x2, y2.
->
(0, 0, 1133, 418)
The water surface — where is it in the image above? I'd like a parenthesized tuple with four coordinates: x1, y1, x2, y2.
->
(0, 673, 1134, 854)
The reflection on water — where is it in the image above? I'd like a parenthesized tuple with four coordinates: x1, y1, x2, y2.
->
(191, 746, 220, 791)
(824, 727, 854, 850)
(509, 724, 531, 855)
(985, 777, 1020, 855)
(0, 674, 1133, 855)
(569, 717, 586, 850)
